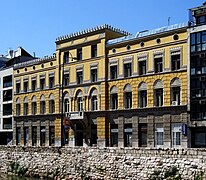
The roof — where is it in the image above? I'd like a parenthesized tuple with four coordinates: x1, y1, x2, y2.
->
(55, 24, 131, 43)
(107, 22, 188, 46)
(14, 54, 56, 69)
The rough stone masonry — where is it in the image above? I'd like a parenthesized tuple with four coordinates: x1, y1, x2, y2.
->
(0, 146, 205, 179)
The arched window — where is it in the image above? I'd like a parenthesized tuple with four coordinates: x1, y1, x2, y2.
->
(49, 94, 55, 113)
(16, 98, 21, 116)
(171, 78, 181, 105)
(40, 95, 46, 114)
(64, 92, 69, 113)
(154, 80, 163, 107)
(32, 96, 37, 115)
(76, 90, 83, 111)
(138, 82, 147, 108)
(90, 88, 98, 111)
(110, 86, 118, 110)
(24, 97, 28, 115)
(124, 84, 132, 109)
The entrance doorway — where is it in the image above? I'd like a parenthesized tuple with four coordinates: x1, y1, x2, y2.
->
(75, 123, 83, 146)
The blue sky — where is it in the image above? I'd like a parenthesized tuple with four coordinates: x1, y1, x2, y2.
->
(0, 0, 204, 58)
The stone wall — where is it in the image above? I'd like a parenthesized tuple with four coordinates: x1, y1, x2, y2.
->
(0, 146, 206, 179)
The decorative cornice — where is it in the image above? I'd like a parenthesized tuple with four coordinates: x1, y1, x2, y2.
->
(14, 54, 56, 69)
(55, 24, 131, 43)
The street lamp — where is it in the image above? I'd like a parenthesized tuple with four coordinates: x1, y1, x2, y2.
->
(61, 52, 77, 146)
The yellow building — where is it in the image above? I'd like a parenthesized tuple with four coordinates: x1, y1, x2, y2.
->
(13, 55, 61, 146)
(13, 23, 189, 148)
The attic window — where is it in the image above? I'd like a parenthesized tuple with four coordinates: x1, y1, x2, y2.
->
(126, 45, 131, 50)
(41, 64, 44, 68)
(173, 34, 179, 40)
(25, 68, 27, 72)
(33, 66, 35, 70)
(17, 70, 19, 73)
(140, 42, 144, 47)
(156, 38, 161, 44)
(50, 62, 53, 66)
(112, 48, 116, 53)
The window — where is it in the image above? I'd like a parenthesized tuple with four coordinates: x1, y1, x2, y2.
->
(77, 48, 82, 61)
(32, 79, 36, 91)
(77, 97, 83, 111)
(3, 103, 12, 116)
(3, 89, 12, 101)
(63, 74, 70, 86)
(139, 124, 147, 147)
(24, 127, 29, 146)
(40, 78, 45, 90)
(139, 90, 147, 108)
(154, 57, 163, 73)
(64, 98, 69, 113)
(191, 31, 206, 52)
(124, 84, 132, 109)
(64, 52, 69, 63)
(110, 86, 118, 110)
(31, 96, 37, 115)
(24, 97, 28, 115)
(90, 88, 98, 111)
(32, 127, 37, 146)
(16, 127, 21, 145)
(124, 63, 132, 77)
(171, 78, 181, 105)
(111, 124, 118, 147)
(49, 94, 55, 113)
(91, 68, 97, 82)
(110, 65, 118, 80)
(171, 54, 180, 71)
(154, 80, 163, 107)
(16, 98, 20, 116)
(155, 124, 164, 147)
(49, 126, 55, 146)
(3, 75, 12, 88)
(91, 45, 97, 58)
(139, 60, 146, 75)
(3, 118, 12, 129)
(196, 15, 206, 25)
(24, 81, 28, 92)
(40, 95, 46, 114)
(40, 126, 45, 146)
(77, 71, 83, 84)
(49, 76, 54, 88)
(16, 82, 20, 93)
(172, 123, 182, 147)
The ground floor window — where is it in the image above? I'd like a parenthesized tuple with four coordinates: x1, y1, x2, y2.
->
(191, 127, 206, 148)
(40, 126, 45, 146)
(49, 126, 55, 146)
(111, 124, 118, 147)
(155, 123, 164, 147)
(139, 124, 147, 147)
(24, 127, 29, 146)
(172, 123, 182, 147)
(90, 124, 97, 146)
(32, 127, 37, 146)
(16, 127, 21, 145)
(124, 124, 132, 147)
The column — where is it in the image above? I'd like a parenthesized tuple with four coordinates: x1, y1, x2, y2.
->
(45, 120, 49, 146)
(37, 120, 41, 146)
(163, 114, 171, 148)
(97, 116, 108, 147)
(147, 115, 155, 148)
(118, 116, 124, 147)
(132, 116, 139, 147)
(28, 121, 32, 146)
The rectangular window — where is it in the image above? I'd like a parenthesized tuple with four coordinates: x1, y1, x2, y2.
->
(49, 76, 54, 88)
(91, 45, 97, 58)
(24, 103, 28, 115)
(171, 54, 180, 71)
(154, 57, 163, 73)
(3, 117, 12, 129)
(40, 126, 46, 146)
(110, 65, 118, 80)
(3, 75, 12, 88)
(172, 123, 182, 147)
(124, 63, 132, 77)
(111, 93, 118, 109)
(49, 126, 55, 146)
(91, 68, 97, 82)
(3, 89, 12, 101)
(16, 104, 20, 116)
(64, 52, 69, 63)
(139, 60, 146, 75)
(49, 100, 55, 113)
(155, 89, 163, 106)
(91, 96, 98, 111)
(16, 82, 20, 93)
(32, 102, 37, 115)
(124, 92, 132, 109)
(191, 31, 206, 52)
(171, 87, 180, 105)
(77, 71, 83, 84)
(139, 90, 147, 108)
(63, 74, 70, 86)
(32, 127, 37, 146)
(40, 101, 46, 114)
(32, 80, 36, 91)
(16, 127, 21, 145)
(40, 78, 45, 90)
(24, 127, 29, 146)
(3, 103, 12, 116)
(111, 124, 118, 147)
(77, 48, 82, 61)
(155, 124, 164, 147)
(139, 124, 147, 147)
(24, 81, 28, 92)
